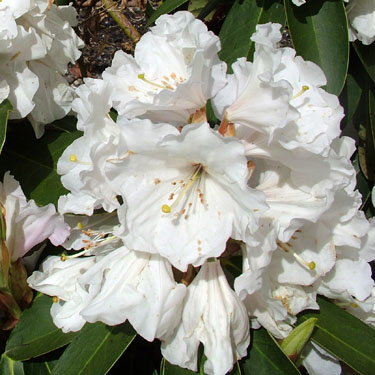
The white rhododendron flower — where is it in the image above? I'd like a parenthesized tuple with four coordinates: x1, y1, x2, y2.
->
(347, 0, 375, 45)
(0, 172, 69, 261)
(28, 13, 375, 375)
(111, 120, 268, 271)
(0, 0, 84, 137)
(161, 260, 250, 375)
(102, 11, 226, 124)
(57, 79, 121, 215)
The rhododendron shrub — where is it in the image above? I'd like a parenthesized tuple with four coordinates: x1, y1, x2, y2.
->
(1, 1, 375, 375)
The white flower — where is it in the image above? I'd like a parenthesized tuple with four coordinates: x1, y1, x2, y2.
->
(161, 260, 249, 375)
(212, 23, 298, 142)
(111, 120, 268, 271)
(347, 0, 375, 45)
(27, 60, 75, 138)
(0, 0, 83, 136)
(27, 255, 96, 332)
(57, 79, 121, 215)
(302, 342, 341, 375)
(29, 245, 186, 341)
(0, 172, 69, 261)
(102, 11, 226, 124)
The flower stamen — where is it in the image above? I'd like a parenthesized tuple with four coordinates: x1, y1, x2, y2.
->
(292, 85, 309, 100)
(161, 165, 203, 214)
(69, 154, 91, 165)
(277, 240, 316, 271)
(138, 73, 174, 90)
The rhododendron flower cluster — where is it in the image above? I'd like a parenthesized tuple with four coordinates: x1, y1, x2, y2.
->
(28, 12, 375, 375)
(0, 0, 84, 137)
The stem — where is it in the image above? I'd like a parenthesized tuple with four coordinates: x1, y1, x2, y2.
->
(102, 0, 141, 43)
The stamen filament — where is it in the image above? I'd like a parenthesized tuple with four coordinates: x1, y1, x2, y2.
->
(161, 166, 203, 214)
(292, 85, 309, 100)
(69, 154, 91, 165)
(138, 74, 173, 90)
(277, 240, 316, 271)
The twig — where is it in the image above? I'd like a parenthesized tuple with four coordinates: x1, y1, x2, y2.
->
(101, 0, 141, 43)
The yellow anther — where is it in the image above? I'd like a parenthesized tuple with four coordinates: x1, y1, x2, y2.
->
(162, 204, 171, 213)
(77, 222, 84, 230)
(52, 296, 59, 303)
(351, 302, 359, 308)
(69, 154, 91, 165)
(308, 261, 316, 270)
(60, 253, 67, 262)
(302, 85, 309, 91)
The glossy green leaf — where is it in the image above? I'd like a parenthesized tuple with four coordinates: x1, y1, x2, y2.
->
(340, 72, 362, 131)
(219, 0, 285, 70)
(240, 328, 300, 375)
(161, 359, 198, 375)
(297, 297, 375, 375)
(146, 0, 189, 26)
(48, 116, 78, 134)
(352, 153, 372, 210)
(51, 322, 136, 375)
(5, 294, 77, 361)
(0, 122, 82, 206)
(355, 81, 375, 182)
(196, 0, 223, 20)
(354, 42, 375, 84)
(285, 0, 349, 95)
(0, 354, 24, 375)
(0, 99, 13, 155)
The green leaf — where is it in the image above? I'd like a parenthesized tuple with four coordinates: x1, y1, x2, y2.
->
(51, 322, 137, 375)
(0, 99, 13, 155)
(340, 72, 362, 131)
(353, 42, 375, 84)
(285, 0, 349, 95)
(297, 297, 375, 375)
(48, 116, 78, 134)
(356, 80, 375, 182)
(352, 153, 373, 210)
(0, 123, 82, 206)
(146, 0, 190, 26)
(219, 0, 285, 70)
(5, 294, 78, 361)
(0, 354, 24, 375)
(240, 328, 301, 375)
(161, 359, 198, 375)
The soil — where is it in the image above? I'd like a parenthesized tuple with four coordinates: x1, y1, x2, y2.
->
(67, 0, 154, 83)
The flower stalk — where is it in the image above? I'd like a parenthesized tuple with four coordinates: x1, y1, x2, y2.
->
(102, 0, 141, 43)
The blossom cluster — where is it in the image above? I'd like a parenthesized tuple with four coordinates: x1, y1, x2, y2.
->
(291, 0, 375, 45)
(27, 12, 375, 375)
(0, 0, 83, 138)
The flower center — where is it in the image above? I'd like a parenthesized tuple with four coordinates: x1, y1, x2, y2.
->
(277, 232, 316, 271)
(60, 224, 116, 261)
(161, 164, 204, 217)
(137, 71, 185, 91)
